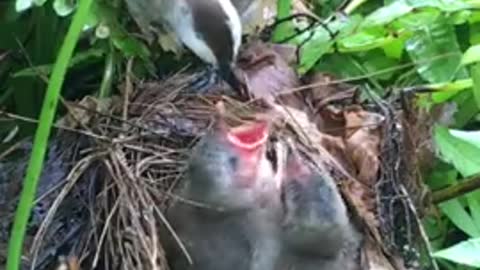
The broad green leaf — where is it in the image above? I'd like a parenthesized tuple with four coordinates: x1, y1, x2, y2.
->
(439, 199, 480, 237)
(361, 0, 413, 27)
(357, 49, 399, 81)
(428, 158, 480, 237)
(426, 164, 458, 189)
(406, 15, 466, 83)
(434, 126, 480, 177)
(450, 10, 472, 25)
(272, 0, 294, 42)
(423, 215, 448, 250)
(338, 27, 393, 52)
(112, 35, 151, 60)
(470, 23, 480, 45)
(315, 54, 364, 78)
(393, 8, 441, 31)
(469, 11, 480, 23)
(449, 129, 480, 147)
(83, 2, 100, 30)
(15, 0, 33, 11)
(452, 90, 480, 127)
(382, 36, 406, 59)
(408, 0, 472, 12)
(433, 238, 480, 267)
(427, 79, 472, 104)
(33, 0, 47, 6)
(471, 64, 480, 109)
(361, 0, 471, 28)
(330, 14, 364, 39)
(297, 26, 333, 74)
(53, 0, 77, 16)
(467, 193, 480, 232)
(461, 45, 480, 66)
(13, 49, 105, 77)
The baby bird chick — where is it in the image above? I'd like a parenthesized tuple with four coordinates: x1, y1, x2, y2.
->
(163, 113, 276, 270)
(277, 147, 362, 270)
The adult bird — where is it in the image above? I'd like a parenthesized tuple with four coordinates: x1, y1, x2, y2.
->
(125, 0, 243, 90)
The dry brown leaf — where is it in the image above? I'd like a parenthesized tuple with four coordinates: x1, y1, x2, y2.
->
(342, 179, 379, 232)
(304, 73, 356, 135)
(306, 73, 352, 104)
(271, 104, 355, 181)
(58, 96, 113, 129)
(235, 41, 302, 107)
(344, 106, 384, 186)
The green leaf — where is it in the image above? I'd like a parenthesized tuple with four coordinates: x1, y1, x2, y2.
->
(469, 11, 480, 24)
(357, 49, 399, 81)
(15, 0, 33, 12)
(361, 0, 471, 28)
(406, 15, 466, 83)
(13, 49, 105, 78)
(470, 22, 480, 45)
(331, 14, 364, 39)
(33, 0, 47, 6)
(461, 45, 480, 66)
(382, 35, 407, 59)
(297, 26, 333, 74)
(272, 0, 294, 42)
(426, 163, 458, 189)
(450, 10, 472, 25)
(423, 215, 448, 250)
(338, 27, 393, 52)
(434, 125, 480, 177)
(451, 90, 480, 127)
(433, 238, 480, 267)
(315, 54, 364, 78)
(393, 8, 441, 31)
(408, 0, 472, 12)
(424, 79, 473, 104)
(53, 0, 77, 16)
(439, 199, 480, 237)
(361, 0, 413, 27)
(467, 193, 480, 232)
(471, 63, 480, 109)
(112, 35, 150, 60)
(83, 1, 101, 30)
(449, 129, 480, 147)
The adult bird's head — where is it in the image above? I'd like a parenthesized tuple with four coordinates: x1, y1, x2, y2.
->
(181, 0, 244, 90)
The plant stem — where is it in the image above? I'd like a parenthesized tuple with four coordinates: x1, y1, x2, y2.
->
(98, 42, 116, 98)
(432, 173, 480, 204)
(6, 0, 93, 269)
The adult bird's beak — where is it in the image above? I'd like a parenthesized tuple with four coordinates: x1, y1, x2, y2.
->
(218, 63, 245, 94)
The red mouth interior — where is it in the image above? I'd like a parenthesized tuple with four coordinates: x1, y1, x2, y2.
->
(227, 121, 269, 150)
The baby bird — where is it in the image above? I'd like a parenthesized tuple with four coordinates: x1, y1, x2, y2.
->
(276, 147, 362, 270)
(163, 114, 277, 270)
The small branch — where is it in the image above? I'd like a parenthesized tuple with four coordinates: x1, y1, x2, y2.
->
(432, 173, 480, 204)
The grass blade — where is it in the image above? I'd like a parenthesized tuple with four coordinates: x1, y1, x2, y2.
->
(6, 0, 94, 269)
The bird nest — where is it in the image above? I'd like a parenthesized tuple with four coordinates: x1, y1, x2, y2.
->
(0, 41, 434, 270)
